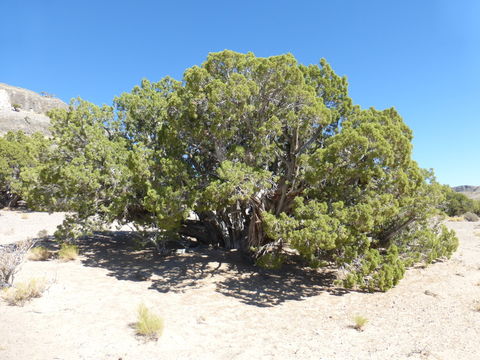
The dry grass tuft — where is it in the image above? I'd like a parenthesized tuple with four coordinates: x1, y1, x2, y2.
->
(448, 216, 464, 222)
(58, 243, 79, 261)
(2, 278, 47, 306)
(352, 315, 368, 331)
(20, 213, 30, 220)
(135, 303, 164, 340)
(28, 246, 51, 261)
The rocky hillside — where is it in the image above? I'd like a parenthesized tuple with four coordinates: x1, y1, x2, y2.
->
(0, 83, 67, 136)
(453, 185, 480, 200)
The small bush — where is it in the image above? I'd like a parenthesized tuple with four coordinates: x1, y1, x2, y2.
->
(12, 104, 21, 112)
(135, 303, 164, 340)
(463, 212, 479, 222)
(2, 278, 47, 306)
(255, 253, 285, 270)
(58, 243, 78, 261)
(352, 315, 368, 331)
(28, 246, 51, 261)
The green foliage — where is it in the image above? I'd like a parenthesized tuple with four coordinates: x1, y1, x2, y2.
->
(352, 315, 368, 331)
(441, 185, 480, 216)
(22, 50, 458, 291)
(0, 131, 49, 208)
(12, 104, 21, 111)
(255, 252, 285, 270)
(340, 246, 406, 292)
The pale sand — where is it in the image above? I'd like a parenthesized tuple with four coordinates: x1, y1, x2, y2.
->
(1, 210, 479, 360)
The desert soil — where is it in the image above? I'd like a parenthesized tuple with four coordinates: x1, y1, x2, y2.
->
(1, 210, 479, 360)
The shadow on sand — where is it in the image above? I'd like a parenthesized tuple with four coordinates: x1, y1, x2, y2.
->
(71, 231, 349, 307)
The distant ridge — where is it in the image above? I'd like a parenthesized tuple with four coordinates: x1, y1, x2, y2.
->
(0, 83, 67, 136)
(453, 185, 480, 200)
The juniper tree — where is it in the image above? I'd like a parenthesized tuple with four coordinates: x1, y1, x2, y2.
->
(24, 50, 458, 290)
(0, 131, 49, 208)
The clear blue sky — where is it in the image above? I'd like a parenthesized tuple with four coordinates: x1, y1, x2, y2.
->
(1, 0, 478, 186)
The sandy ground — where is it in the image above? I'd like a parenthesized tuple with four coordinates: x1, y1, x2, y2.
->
(1, 210, 479, 360)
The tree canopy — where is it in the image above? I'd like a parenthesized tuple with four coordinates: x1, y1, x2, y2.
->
(21, 50, 458, 291)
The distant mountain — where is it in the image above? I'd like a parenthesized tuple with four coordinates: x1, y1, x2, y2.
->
(0, 83, 67, 136)
(453, 185, 480, 200)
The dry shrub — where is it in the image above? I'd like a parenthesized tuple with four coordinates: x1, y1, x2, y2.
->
(135, 304, 164, 340)
(352, 315, 368, 331)
(0, 239, 34, 287)
(448, 216, 464, 222)
(20, 213, 29, 220)
(2, 278, 47, 306)
(28, 246, 51, 261)
(58, 243, 78, 261)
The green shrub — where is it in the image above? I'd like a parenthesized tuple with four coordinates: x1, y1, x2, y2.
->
(135, 304, 164, 340)
(352, 315, 368, 331)
(58, 243, 78, 261)
(442, 186, 480, 216)
(255, 252, 285, 270)
(0, 131, 50, 209)
(12, 104, 21, 112)
(340, 246, 406, 292)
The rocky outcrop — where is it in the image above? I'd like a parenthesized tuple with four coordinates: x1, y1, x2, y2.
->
(0, 83, 68, 136)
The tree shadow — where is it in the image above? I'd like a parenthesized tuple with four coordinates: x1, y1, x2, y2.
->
(215, 265, 346, 307)
(74, 231, 350, 307)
